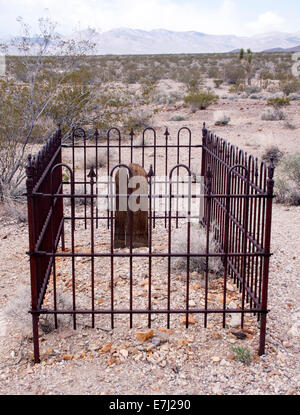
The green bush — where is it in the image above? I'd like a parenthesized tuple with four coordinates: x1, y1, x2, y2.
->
(267, 97, 290, 108)
(280, 80, 300, 96)
(232, 347, 252, 365)
(184, 90, 219, 111)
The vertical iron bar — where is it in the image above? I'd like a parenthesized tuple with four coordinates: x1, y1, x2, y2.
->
(26, 155, 40, 364)
(259, 159, 275, 355)
(204, 166, 212, 328)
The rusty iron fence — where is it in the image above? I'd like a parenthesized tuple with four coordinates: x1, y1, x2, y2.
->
(26, 124, 274, 363)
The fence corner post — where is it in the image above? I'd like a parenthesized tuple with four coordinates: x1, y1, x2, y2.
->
(201, 122, 207, 179)
(259, 158, 275, 356)
(26, 154, 40, 364)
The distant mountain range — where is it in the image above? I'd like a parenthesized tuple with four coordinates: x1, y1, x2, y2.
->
(3, 28, 300, 54)
(79, 28, 300, 54)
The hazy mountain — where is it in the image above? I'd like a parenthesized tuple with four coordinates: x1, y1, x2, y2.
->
(3, 28, 300, 54)
(263, 45, 300, 53)
(85, 28, 300, 54)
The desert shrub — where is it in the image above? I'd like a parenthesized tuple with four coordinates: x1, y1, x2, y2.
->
(284, 121, 297, 130)
(261, 145, 284, 166)
(289, 93, 300, 101)
(184, 90, 219, 111)
(3, 198, 27, 223)
(261, 108, 285, 121)
(207, 67, 221, 79)
(3, 286, 72, 336)
(275, 153, 300, 205)
(249, 94, 261, 99)
(214, 79, 223, 88)
(122, 109, 152, 132)
(169, 114, 188, 121)
(245, 85, 261, 94)
(232, 347, 252, 365)
(267, 97, 290, 108)
(214, 111, 230, 126)
(154, 93, 178, 106)
(85, 150, 108, 169)
(1, 184, 27, 223)
(224, 64, 245, 85)
(172, 223, 223, 275)
(260, 70, 274, 81)
(228, 84, 244, 94)
(280, 80, 300, 96)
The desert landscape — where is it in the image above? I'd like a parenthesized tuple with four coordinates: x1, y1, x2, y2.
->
(0, 45, 300, 396)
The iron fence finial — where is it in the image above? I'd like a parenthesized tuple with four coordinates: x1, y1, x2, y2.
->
(88, 166, 97, 184)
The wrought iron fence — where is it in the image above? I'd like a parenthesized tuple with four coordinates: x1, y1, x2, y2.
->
(26, 124, 274, 363)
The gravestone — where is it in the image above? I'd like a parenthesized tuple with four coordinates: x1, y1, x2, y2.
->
(114, 163, 148, 249)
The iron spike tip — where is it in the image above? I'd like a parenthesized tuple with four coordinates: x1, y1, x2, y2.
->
(87, 166, 97, 179)
(147, 165, 154, 177)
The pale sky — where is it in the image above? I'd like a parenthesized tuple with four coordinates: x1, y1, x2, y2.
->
(0, 0, 299, 37)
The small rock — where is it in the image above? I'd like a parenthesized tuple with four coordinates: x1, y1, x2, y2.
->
(152, 337, 161, 347)
(180, 314, 196, 325)
(211, 356, 221, 363)
(101, 343, 112, 353)
(232, 331, 247, 340)
(119, 349, 128, 358)
(229, 314, 240, 328)
(212, 384, 222, 394)
(136, 329, 154, 342)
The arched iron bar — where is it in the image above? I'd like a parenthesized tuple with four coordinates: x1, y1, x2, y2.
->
(168, 164, 192, 329)
(109, 164, 133, 329)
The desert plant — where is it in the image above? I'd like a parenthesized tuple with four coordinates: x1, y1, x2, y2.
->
(169, 114, 188, 122)
(86, 150, 108, 169)
(228, 83, 244, 94)
(284, 121, 297, 130)
(261, 108, 285, 121)
(261, 97, 290, 122)
(172, 223, 223, 275)
(280, 80, 300, 96)
(184, 90, 219, 112)
(224, 64, 245, 85)
(239, 48, 254, 86)
(275, 153, 300, 205)
(214, 79, 223, 88)
(267, 97, 290, 109)
(214, 111, 230, 126)
(3, 286, 73, 337)
(0, 18, 95, 199)
(232, 347, 252, 365)
(261, 146, 284, 166)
